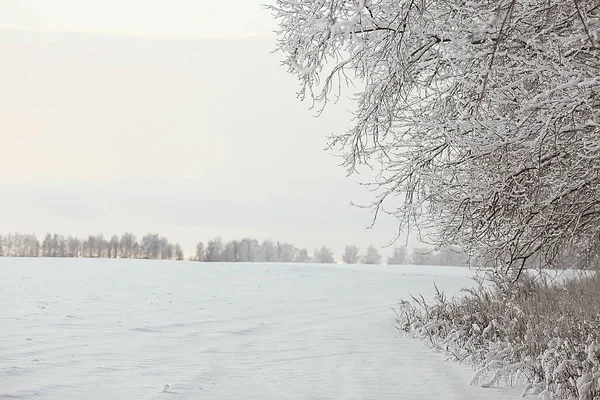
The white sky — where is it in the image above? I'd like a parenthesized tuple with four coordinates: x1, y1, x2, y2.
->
(0, 1, 411, 258)
(0, 0, 276, 38)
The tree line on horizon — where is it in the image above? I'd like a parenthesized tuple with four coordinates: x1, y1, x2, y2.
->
(0, 232, 183, 260)
(193, 238, 465, 265)
(0, 232, 468, 266)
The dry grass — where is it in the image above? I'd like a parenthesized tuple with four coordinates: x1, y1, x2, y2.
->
(396, 272, 600, 399)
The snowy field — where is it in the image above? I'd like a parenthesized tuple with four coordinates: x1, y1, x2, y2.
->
(1, 258, 519, 399)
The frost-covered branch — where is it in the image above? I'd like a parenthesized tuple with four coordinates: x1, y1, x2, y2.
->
(270, 0, 600, 276)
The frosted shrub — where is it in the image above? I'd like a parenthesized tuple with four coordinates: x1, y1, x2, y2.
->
(396, 273, 600, 399)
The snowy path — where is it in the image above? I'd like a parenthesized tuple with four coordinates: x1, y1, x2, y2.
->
(1, 259, 519, 399)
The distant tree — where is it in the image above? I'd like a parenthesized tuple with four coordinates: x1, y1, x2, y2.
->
(132, 242, 141, 259)
(109, 235, 119, 258)
(406, 246, 467, 266)
(3, 234, 10, 256)
(205, 237, 223, 262)
(278, 242, 298, 262)
(434, 247, 468, 267)
(411, 247, 436, 266)
(66, 236, 80, 258)
(42, 234, 53, 257)
(95, 234, 107, 258)
(0, 231, 185, 259)
(261, 240, 277, 262)
(54, 234, 66, 257)
(195, 241, 205, 261)
(387, 247, 407, 265)
(141, 234, 162, 259)
(5, 234, 14, 256)
(364, 246, 382, 265)
(295, 248, 311, 263)
(175, 243, 184, 261)
(29, 234, 40, 257)
(221, 240, 240, 262)
(119, 232, 136, 258)
(84, 235, 95, 257)
(4, 233, 40, 257)
(314, 245, 335, 264)
(342, 245, 360, 264)
(239, 238, 260, 262)
(164, 243, 175, 260)
(158, 237, 170, 259)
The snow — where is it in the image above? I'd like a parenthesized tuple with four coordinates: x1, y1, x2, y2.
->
(1, 258, 520, 399)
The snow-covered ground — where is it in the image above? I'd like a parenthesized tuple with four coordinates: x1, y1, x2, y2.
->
(1, 258, 519, 399)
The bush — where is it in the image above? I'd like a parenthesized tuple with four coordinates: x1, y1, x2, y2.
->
(396, 273, 600, 399)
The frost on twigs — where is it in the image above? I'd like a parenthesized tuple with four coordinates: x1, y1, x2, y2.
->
(395, 273, 600, 399)
(269, 0, 600, 278)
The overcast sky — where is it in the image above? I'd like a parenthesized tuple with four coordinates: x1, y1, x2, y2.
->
(0, 0, 410, 257)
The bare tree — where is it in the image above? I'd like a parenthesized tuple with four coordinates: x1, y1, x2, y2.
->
(342, 245, 360, 264)
(270, 0, 600, 278)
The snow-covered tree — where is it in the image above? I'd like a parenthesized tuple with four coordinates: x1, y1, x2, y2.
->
(435, 247, 468, 267)
(141, 234, 158, 259)
(221, 240, 240, 262)
(411, 247, 436, 266)
(295, 248, 311, 262)
(195, 241, 205, 261)
(342, 245, 360, 264)
(119, 232, 136, 258)
(132, 242, 141, 259)
(238, 238, 261, 262)
(109, 235, 119, 258)
(314, 245, 335, 263)
(162, 242, 174, 260)
(261, 239, 278, 262)
(363, 245, 382, 264)
(270, 0, 600, 278)
(278, 242, 298, 262)
(387, 246, 407, 265)
(42, 234, 54, 257)
(66, 236, 81, 258)
(175, 243, 184, 261)
(205, 237, 224, 262)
